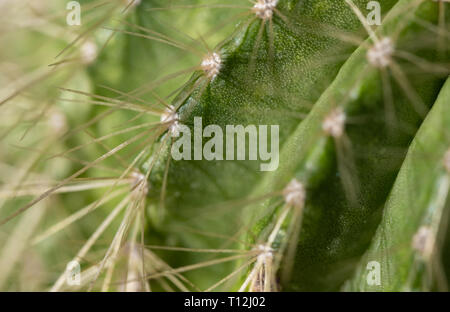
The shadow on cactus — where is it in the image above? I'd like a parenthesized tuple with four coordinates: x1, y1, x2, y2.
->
(0, 0, 449, 292)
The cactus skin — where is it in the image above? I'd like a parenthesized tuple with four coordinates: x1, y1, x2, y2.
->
(0, 0, 450, 292)
(142, 1, 393, 288)
(145, 0, 450, 291)
(145, 0, 403, 289)
(254, 0, 449, 291)
(147, 0, 393, 211)
(345, 78, 450, 292)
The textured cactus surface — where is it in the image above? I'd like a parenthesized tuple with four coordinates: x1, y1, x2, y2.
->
(0, 0, 449, 292)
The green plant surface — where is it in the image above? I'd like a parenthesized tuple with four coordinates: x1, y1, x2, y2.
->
(143, 0, 400, 289)
(344, 77, 450, 291)
(248, 0, 449, 291)
(0, 0, 449, 292)
(143, 0, 449, 291)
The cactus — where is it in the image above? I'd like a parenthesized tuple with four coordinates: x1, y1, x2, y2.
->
(0, 0, 449, 292)
(345, 78, 450, 291)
